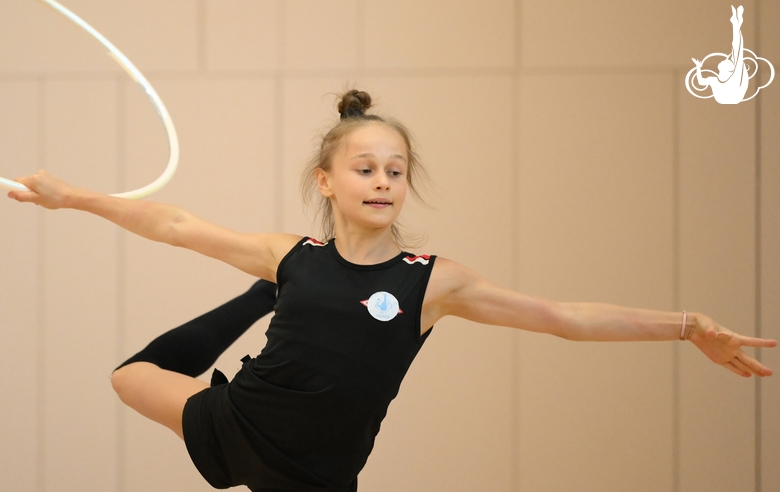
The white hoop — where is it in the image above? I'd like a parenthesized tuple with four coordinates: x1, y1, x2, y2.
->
(0, 0, 179, 200)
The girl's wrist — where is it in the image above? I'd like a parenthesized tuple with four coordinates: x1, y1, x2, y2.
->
(69, 187, 104, 211)
(682, 312, 702, 342)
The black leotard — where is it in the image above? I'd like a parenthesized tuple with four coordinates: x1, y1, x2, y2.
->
(183, 237, 436, 490)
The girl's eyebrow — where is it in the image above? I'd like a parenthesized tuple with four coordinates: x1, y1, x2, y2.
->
(350, 152, 407, 162)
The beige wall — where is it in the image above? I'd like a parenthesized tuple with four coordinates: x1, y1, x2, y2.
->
(0, 1, 777, 491)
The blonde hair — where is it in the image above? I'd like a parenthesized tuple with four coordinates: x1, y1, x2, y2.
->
(301, 90, 429, 247)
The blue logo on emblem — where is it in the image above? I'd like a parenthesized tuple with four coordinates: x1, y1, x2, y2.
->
(366, 291, 400, 321)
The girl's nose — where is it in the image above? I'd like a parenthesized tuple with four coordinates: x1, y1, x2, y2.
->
(374, 174, 390, 190)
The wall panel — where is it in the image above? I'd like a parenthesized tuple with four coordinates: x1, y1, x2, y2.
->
(285, 0, 359, 70)
(41, 79, 119, 491)
(0, 80, 41, 492)
(0, 0, 199, 73)
(364, 0, 515, 69)
(516, 73, 675, 492)
(678, 83, 756, 492)
(758, 0, 780, 488)
(759, 88, 779, 492)
(0, 0, 109, 74)
(522, 0, 757, 68)
(205, 0, 279, 72)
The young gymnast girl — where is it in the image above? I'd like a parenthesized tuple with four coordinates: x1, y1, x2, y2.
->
(7, 90, 777, 491)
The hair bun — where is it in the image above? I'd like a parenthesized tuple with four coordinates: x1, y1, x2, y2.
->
(338, 90, 372, 120)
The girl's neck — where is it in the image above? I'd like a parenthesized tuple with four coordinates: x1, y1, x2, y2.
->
(330, 226, 401, 265)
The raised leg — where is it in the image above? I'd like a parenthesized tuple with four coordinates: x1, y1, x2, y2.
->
(111, 279, 277, 438)
(116, 279, 277, 377)
(112, 362, 208, 438)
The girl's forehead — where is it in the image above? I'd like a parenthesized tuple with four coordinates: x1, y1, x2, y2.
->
(341, 124, 408, 158)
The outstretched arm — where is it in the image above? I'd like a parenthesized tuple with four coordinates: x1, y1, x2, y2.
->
(7, 171, 299, 281)
(424, 258, 777, 377)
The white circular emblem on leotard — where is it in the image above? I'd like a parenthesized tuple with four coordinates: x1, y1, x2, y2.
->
(366, 291, 400, 322)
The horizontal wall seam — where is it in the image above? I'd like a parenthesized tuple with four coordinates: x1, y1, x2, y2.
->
(0, 65, 692, 81)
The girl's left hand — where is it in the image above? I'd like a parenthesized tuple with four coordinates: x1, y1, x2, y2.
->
(690, 314, 777, 377)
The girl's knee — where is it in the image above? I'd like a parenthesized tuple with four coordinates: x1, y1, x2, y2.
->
(110, 362, 204, 439)
(110, 362, 155, 401)
(111, 364, 133, 401)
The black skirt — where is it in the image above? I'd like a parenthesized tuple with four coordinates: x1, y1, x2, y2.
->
(182, 368, 358, 492)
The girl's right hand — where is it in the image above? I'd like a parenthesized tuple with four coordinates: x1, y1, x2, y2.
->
(7, 170, 79, 210)
(689, 314, 777, 377)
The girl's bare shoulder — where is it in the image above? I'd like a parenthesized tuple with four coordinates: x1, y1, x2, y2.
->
(428, 257, 483, 292)
(262, 233, 305, 261)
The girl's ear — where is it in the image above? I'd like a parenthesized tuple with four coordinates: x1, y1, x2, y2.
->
(315, 168, 333, 198)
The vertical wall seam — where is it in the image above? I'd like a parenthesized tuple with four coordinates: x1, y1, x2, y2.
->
(754, 86, 762, 492)
(274, 75, 285, 232)
(671, 68, 681, 492)
(356, 0, 365, 74)
(36, 75, 47, 492)
(198, 0, 207, 72)
(273, 0, 286, 232)
(511, 1, 522, 490)
(115, 74, 127, 492)
(753, 3, 762, 492)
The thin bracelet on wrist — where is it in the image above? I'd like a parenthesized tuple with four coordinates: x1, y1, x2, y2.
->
(680, 311, 694, 340)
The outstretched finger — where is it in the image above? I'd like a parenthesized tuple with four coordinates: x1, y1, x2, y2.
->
(738, 335, 778, 348)
(723, 361, 750, 378)
(735, 352, 774, 377)
(732, 356, 763, 377)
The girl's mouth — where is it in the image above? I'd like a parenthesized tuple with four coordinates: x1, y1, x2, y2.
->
(364, 199, 392, 208)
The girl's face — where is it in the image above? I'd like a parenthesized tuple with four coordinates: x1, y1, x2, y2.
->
(317, 123, 409, 235)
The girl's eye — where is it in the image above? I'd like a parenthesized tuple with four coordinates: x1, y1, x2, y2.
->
(389, 171, 402, 177)
(359, 169, 372, 175)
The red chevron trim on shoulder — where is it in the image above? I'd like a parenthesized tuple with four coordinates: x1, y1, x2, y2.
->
(303, 238, 325, 247)
(403, 254, 430, 265)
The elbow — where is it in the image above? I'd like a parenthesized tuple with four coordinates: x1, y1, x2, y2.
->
(553, 302, 588, 342)
(555, 325, 583, 342)
(557, 324, 590, 342)
(166, 209, 191, 247)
